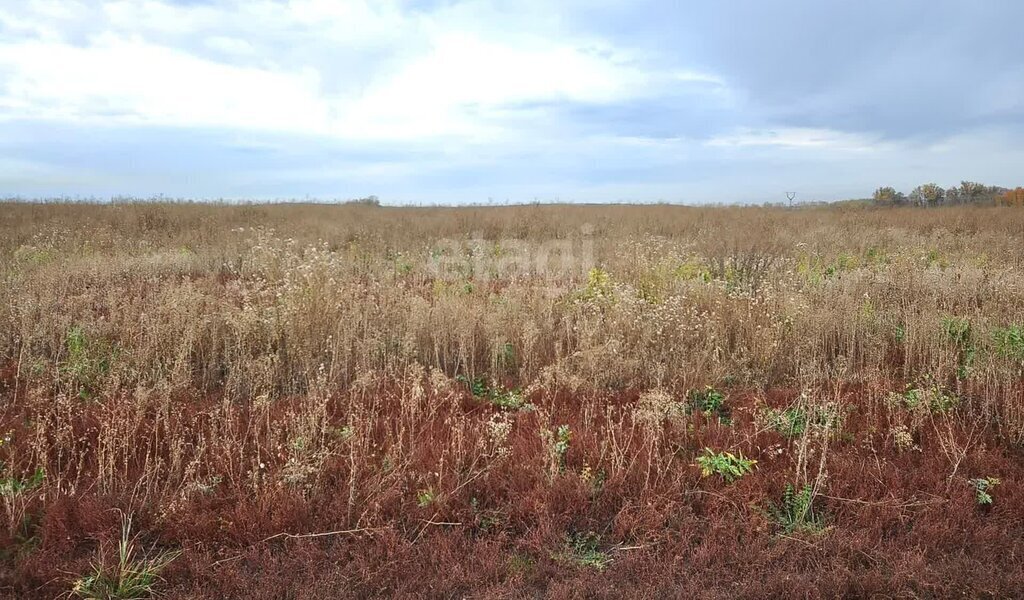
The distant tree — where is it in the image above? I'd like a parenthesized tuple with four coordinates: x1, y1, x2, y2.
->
(910, 183, 945, 207)
(1000, 187, 1024, 207)
(945, 186, 961, 205)
(872, 186, 906, 206)
(956, 181, 990, 205)
(346, 195, 380, 206)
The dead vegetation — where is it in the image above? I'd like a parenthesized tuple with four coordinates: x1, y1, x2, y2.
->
(1, 201, 1023, 597)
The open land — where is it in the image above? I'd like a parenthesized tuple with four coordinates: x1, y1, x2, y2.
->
(1, 202, 1023, 598)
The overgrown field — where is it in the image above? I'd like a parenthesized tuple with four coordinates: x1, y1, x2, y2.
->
(1, 202, 1024, 598)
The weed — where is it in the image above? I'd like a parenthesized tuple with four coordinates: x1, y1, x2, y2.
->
(469, 497, 506, 534)
(0, 513, 41, 562)
(457, 375, 531, 411)
(416, 487, 437, 508)
(71, 513, 179, 599)
(556, 531, 612, 571)
(0, 466, 45, 497)
(61, 326, 115, 400)
(941, 317, 976, 378)
(941, 316, 972, 348)
(890, 425, 918, 452)
(7, 201, 1024, 596)
(759, 397, 845, 439)
(767, 483, 826, 534)
(695, 448, 756, 483)
(542, 424, 572, 475)
(457, 374, 490, 398)
(968, 477, 1001, 506)
(761, 406, 808, 438)
(578, 267, 614, 303)
(331, 425, 355, 442)
(888, 382, 958, 414)
(687, 386, 732, 425)
(507, 553, 535, 575)
(489, 387, 528, 411)
(992, 325, 1024, 363)
(579, 463, 607, 494)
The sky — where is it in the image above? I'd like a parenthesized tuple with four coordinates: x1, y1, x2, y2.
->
(1, 0, 1023, 204)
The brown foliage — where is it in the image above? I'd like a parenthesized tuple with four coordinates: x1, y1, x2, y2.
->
(1, 202, 1024, 597)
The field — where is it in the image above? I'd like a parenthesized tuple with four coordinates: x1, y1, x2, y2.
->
(1, 202, 1024, 598)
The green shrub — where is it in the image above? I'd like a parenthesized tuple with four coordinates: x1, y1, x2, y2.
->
(556, 531, 611, 571)
(457, 375, 531, 411)
(416, 487, 437, 508)
(992, 325, 1024, 362)
(553, 425, 571, 473)
(759, 398, 845, 438)
(61, 326, 116, 399)
(687, 386, 731, 424)
(578, 267, 614, 304)
(0, 466, 45, 497)
(695, 448, 756, 483)
(969, 477, 1000, 505)
(888, 382, 958, 414)
(768, 483, 826, 534)
(941, 317, 976, 378)
(761, 407, 807, 437)
(942, 316, 972, 347)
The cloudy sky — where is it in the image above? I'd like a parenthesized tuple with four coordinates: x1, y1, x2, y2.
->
(1, 0, 1022, 204)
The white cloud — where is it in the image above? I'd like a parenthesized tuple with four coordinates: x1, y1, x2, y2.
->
(336, 32, 658, 140)
(0, 0, 724, 143)
(0, 34, 332, 132)
(204, 35, 257, 57)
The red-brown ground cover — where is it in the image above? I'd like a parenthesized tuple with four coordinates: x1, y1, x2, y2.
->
(3, 379, 1022, 598)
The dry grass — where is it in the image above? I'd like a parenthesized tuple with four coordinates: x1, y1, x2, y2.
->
(1, 201, 1024, 597)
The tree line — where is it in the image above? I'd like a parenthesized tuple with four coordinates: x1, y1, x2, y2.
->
(873, 182, 1024, 207)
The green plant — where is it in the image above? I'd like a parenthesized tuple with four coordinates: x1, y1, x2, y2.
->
(556, 531, 611, 571)
(767, 484, 826, 534)
(61, 326, 116, 399)
(489, 387, 527, 411)
(942, 316, 972, 347)
(889, 382, 958, 414)
(968, 477, 1001, 505)
(942, 317, 976, 378)
(553, 425, 571, 473)
(416, 487, 437, 508)
(0, 466, 45, 496)
(541, 424, 573, 475)
(469, 497, 506, 534)
(0, 513, 41, 562)
(687, 386, 731, 424)
(761, 406, 808, 437)
(507, 552, 536, 575)
(687, 386, 723, 413)
(457, 374, 490, 398)
(457, 375, 530, 411)
(695, 448, 756, 483)
(578, 267, 614, 303)
(71, 513, 179, 599)
(497, 342, 517, 371)
(330, 425, 355, 442)
(992, 325, 1024, 362)
(760, 399, 845, 439)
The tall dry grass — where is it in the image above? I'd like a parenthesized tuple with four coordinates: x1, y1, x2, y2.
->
(1, 201, 1024, 597)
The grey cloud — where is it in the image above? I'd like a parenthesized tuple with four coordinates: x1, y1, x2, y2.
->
(571, 0, 1024, 139)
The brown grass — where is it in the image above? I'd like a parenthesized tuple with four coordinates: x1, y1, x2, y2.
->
(1, 201, 1024, 598)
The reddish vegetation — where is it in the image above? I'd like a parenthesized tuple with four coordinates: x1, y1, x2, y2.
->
(2, 377, 1023, 598)
(3, 203, 1024, 597)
